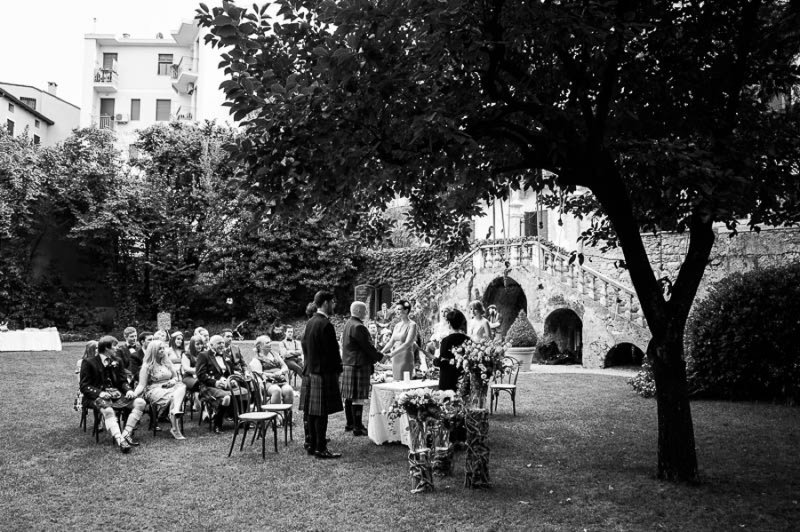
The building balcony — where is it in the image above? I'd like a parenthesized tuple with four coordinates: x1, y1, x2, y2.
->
(93, 68, 118, 93)
(172, 106, 195, 121)
(171, 56, 198, 94)
(91, 115, 115, 130)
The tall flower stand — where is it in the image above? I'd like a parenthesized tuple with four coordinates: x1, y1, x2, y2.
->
(464, 373, 491, 489)
(429, 419, 454, 477)
(407, 418, 434, 493)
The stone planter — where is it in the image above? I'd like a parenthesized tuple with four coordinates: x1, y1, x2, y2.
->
(506, 346, 536, 371)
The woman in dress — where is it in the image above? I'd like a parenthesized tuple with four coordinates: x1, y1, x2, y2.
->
(467, 300, 491, 342)
(249, 335, 294, 405)
(133, 340, 187, 439)
(167, 331, 185, 373)
(433, 309, 469, 392)
(381, 299, 418, 380)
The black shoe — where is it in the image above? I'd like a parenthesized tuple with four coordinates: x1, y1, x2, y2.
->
(214, 426, 224, 434)
(118, 439, 131, 454)
(123, 434, 140, 446)
(352, 427, 367, 437)
(344, 425, 353, 432)
(314, 449, 342, 459)
(305, 445, 316, 456)
(154, 425, 162, 432)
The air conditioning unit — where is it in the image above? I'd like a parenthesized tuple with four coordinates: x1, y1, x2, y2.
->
(115, 113, 129, 123)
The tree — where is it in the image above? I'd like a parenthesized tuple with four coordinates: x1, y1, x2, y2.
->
(197, 0, 800, 481)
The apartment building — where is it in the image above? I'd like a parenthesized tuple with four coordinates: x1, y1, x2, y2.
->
(0, 81, 80, 146)
(80, 20, 229, 149)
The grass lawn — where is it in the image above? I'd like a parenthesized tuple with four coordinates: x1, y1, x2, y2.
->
(0, 345, 797, 531)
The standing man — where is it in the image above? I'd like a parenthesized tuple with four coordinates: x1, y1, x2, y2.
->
(300, 290, 343, 459)
(279, 326, 304, 377)
(341, 301, 384, 436)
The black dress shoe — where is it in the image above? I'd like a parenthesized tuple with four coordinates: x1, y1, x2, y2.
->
(214, 426, 224, 434)
(118, 439, 131, 454)
(314, 449, 342, 459)
(352, 428, 367, 437)
(123, 434, 140, 446)
(344, 425, 353, 432)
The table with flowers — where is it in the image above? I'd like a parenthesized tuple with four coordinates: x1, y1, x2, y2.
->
(368, 378, 439, 446)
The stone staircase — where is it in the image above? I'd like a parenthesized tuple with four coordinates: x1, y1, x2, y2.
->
(397, 238, 647, 329)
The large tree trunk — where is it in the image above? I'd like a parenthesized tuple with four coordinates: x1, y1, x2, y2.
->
(649, 335, 698, 482)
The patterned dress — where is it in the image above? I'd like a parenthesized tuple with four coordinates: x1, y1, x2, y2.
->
(144, 363, 180, 409)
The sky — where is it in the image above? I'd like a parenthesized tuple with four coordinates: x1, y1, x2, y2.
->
(0, 0, 211, 105)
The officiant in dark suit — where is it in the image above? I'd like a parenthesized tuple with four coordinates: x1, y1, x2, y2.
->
(300, 290, 344, 459)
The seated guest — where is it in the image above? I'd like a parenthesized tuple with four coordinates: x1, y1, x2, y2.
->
(129, 331, 153, 385)
(249, 335, 294, 405)
(167, 331, 185, 373)
(80, 335, 147, 453)
(153, 330, 168, 342)
(115, 326, 138, 370)
(194, 327, 210, 344)
(279, 326, 304, 376)
(74, 340, 99, 411)
(182, 335, 204, 393)
(222, 328, 249, 375)
(433, 309, 469, 392)
(132, 340, 187, 440)
(196, 334, 234, 433)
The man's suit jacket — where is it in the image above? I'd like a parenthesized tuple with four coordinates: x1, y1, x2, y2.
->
(115, 343, 136, 368)
(80, 354, 131, 405)
(196, 350, 234, 388)
(303, 312, 343, 375)
(226, 344, 248, 372)
(128, 347, 146, 383)
(342, 316, 383, 367)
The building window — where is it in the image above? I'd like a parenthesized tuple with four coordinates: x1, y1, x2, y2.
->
(34, 119, 40, 128)
(20, 97, 36, 110)
(130, 99, 141, 121)
(6, 119, 14, 135)
(157, 54, 173, 75)
(155, 99, 171, 121)
(103, 53, 118, 71)
(33, 135, 40, 145)
(7, 103, 13, 113)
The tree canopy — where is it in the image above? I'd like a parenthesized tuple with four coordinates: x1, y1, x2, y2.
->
(198, 0, 800, 481)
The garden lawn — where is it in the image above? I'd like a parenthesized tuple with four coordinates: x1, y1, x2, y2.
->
(0, 346, 797, 531)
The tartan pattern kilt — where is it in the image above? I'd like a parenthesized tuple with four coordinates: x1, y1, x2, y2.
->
(300, 373, 343, 416)
(340, 365, 372, 401)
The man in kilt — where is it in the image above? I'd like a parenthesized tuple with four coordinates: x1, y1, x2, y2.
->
(299, 290, 344, 459)
(80, 335, 147, 453)
(341, 301, 383, 436)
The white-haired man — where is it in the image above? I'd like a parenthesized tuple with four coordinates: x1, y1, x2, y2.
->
(196, 334, 234, 433)
(341, 301, 384, 436)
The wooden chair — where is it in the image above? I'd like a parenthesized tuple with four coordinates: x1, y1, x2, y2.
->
(228, 376, 278, 460)
(253, 373, 294, 446)
(489, 356, 520, 416)
(92, 406, 129, 443)
(148, 401, 184, 436)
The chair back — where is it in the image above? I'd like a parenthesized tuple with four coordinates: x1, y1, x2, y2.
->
(250, 373, 271, 411)
(494, 356, 520, 386)
(228, 375, 256, 419)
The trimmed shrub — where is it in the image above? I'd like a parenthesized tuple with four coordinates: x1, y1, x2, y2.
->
(505, 310, 538, 347)
(628, 359, 656, 398)
(684, 263, 800, 403)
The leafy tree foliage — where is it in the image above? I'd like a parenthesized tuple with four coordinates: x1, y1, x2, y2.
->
(197, 0, 800, 481)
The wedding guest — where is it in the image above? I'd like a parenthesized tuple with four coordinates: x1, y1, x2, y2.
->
(222, 328, 249, 375)
(115, 326, 138, 369)
(300, 290, 344, 459)
(194, 327, 210, 344)
(196, 334, 234, 433)
(279, 325, 304, 376)
(132, 340, 187, 440)
(486, 305, 502, 338)
(376, 302, 394, 328)
(182, 335, 204, 393)
(381, 300, 418, 380)
(467, 300, 491, 342)
(434, 309, 469, 392)
(167, 331, 185, 373)
(129, 331, 154, 385)
(341, 301, 383, 436)
(250, 335, 294, 404)
(367, 322, 379, 342)
(154, 330, 168, 342)
(80, 335, 147, 453)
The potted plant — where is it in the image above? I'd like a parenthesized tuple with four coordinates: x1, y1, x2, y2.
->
(504, 310, 538, 370)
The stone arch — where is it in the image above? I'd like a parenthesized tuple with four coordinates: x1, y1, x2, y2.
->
(482, 276, 528, 337)
(543, 308, 583, 363)
(604, 342, 645, 368)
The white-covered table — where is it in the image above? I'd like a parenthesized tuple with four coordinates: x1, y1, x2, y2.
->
(0, 328, 62, 351)
(368, 379, 439, 446)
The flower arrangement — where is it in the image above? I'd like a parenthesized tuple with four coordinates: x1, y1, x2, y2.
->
(504, 310, 538, 347)
(386, 388, 464, 423)
(453, 338, 506, 387)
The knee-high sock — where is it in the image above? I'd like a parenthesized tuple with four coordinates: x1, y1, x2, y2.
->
(101, 408, 122, 439)
(307, 414, 318, 451)
(314, 415, 329, 452)
(123, 400, 145, 434)
(353, 404, 364, 430)
(344, 399, 353, 428)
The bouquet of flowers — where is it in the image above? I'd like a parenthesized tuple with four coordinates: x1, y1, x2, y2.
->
(453, 338, 506, 408)
(386, 388, 441, 423)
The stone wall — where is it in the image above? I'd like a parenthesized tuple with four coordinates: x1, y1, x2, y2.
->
(581, 226, 800, 300)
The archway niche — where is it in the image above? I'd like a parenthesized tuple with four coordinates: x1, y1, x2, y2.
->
(604, 342, 645, 368)
(482, 276, 528, 337)
(542, 308, 583, 364)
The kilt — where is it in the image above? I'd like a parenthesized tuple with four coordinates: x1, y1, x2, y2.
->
(340, 365, 372, 401)
(93, 395, 136, 410)
(300, 373, 343, 416)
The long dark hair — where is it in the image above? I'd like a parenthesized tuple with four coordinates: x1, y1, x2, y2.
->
(445, 309, 467, 333)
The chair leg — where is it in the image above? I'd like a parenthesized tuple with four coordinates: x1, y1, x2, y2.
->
(93, 409, 101, 443)
(240, 423, 250, 451)
(272, 419, 278, 453)
(288, 410, 293, 441)
(511, 391, 516, 417)
(228, 423, 240, 457)
(261, 422, 266, 461)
